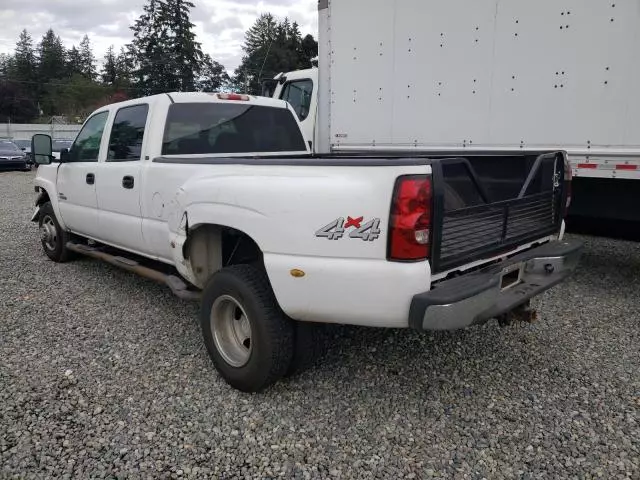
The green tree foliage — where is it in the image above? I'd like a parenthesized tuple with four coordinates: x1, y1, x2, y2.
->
(66, 46, 83, 78)
(197, 54, 230, 92)
(79, 35, 97, 80)
(0, 7, 317, 122)
(13, 30, 37, 85)
(129, 0, 203, 95)
(233, 14, 318, 94)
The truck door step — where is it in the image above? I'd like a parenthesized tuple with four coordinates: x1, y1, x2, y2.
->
(65, 242, 201, 301)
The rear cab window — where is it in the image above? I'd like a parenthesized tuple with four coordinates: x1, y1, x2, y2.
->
(161, 103, 307, 155)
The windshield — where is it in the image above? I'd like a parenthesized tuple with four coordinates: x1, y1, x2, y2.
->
(12, 140, 30, 149)
(162, 103, 307, 155)
(0, 141, 20, 153)
(52, 140, 73, 152)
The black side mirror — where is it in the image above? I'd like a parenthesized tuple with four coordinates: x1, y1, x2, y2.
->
(31, 134, 53, 165)
(60, 148, 70, 162)
(260, 78, 278, 97)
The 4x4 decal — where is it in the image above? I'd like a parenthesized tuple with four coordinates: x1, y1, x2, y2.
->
(315, 216, 381, 241)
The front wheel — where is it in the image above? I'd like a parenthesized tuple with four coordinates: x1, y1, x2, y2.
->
(200, 264, 294, 392)
(38, 202, 74, 263)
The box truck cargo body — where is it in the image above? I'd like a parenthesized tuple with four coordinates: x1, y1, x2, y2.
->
(267, 0, 640, 221)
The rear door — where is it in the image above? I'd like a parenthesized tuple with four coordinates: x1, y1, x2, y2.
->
(56, 111, 109, 237)
(95, 103, 149, 254)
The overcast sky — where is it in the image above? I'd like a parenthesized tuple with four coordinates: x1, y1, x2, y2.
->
(0, 0, 318, 73)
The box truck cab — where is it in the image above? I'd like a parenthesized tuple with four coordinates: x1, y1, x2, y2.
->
(263, 68, 319, 150)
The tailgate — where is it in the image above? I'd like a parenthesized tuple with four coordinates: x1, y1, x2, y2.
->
(430, 152, 568, 273)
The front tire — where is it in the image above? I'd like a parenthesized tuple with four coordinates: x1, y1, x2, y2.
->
(38, 202, 74, 263)
(200, 264, 294, 392)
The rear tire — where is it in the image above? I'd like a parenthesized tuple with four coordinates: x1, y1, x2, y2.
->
(286, 321, 329, 377)
(38, 202, 74, 263)
(200, 264, 294, 392)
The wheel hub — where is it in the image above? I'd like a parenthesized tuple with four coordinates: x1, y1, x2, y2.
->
(40, 216, 57, 250)
(210, 295, 252, 368)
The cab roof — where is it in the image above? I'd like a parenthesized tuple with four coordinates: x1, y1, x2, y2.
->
(103, 92, 290, 110)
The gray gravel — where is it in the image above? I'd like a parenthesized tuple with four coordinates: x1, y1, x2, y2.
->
(1, 170, 639, 479)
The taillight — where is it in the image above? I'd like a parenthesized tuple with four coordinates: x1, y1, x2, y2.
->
(388, 175, 432, 261)
(563, 156, 572, 217)
(217, 93, 250, 101)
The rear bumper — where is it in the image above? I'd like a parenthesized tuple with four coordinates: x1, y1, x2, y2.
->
(409, 239, 583, 331)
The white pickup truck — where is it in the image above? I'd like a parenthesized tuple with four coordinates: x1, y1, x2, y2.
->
(30, 92, 581, 392)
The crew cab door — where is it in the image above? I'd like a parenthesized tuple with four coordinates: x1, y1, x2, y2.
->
(94, 103, 149, 254)
(56, 111, 109, 237)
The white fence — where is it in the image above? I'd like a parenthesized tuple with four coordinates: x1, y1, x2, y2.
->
(0, 123, 82, 141)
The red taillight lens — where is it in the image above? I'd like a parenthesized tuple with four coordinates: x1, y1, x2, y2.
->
(563, 156, 572, 217)
(389, 175, 432, 261)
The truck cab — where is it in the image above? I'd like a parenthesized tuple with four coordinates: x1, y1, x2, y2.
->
(263, 68, 318, 150)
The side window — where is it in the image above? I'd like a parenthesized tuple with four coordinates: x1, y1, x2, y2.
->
(280, 79, 313, 121)
(107, 104, 149, 162)
(69, 112, 109, 162)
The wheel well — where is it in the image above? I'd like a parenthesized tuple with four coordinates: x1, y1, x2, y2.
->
(36, 189, 51, 207)
(185, 224, 263, 287)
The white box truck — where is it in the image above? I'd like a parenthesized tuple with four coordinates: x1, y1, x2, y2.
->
(264, 0, 640, 222)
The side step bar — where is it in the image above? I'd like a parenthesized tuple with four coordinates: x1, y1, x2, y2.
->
(66, 242, 201, 301)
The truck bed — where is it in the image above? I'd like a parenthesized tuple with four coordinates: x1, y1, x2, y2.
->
(156, 150, 567, 274)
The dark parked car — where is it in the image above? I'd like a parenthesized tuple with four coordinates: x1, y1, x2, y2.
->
(0, 140, 29, 171)
(52, 139, 74, 160)
(11, 139, 33, 166)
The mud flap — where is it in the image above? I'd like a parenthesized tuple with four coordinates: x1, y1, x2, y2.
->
(31, 206, 41, 223)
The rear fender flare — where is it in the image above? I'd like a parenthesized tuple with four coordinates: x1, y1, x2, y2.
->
(169, 203, 270, 288)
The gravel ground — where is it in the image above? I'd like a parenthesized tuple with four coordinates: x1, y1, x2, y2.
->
(0, 170, 638, 479)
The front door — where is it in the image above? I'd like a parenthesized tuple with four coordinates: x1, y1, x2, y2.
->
(56, 111, 109, 237)
(95, 103, 149, 254)
(279, 78, 315, 148)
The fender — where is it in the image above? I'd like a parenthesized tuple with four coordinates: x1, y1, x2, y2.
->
(166, 184, 269, 288)
(32, 165, 66, 230)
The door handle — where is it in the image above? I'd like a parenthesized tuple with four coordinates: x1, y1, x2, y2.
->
(86, 173, 95, 185)
(122, 175, 134, 189)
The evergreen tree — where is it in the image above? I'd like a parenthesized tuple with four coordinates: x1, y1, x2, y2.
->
(38, 29, 66, 81)
(37, 29, 67, 116)
(13, 30, 37, 85)
(0, 54, 11, 76)
(166, 0, 203, 91)
(66, 46, 83, 78)
(79, 35, 97, 80)
(232, 14, 318, 95)
(101, 45, 118, 86)
(129, 0, 168, 95)
(196, 54, 230, 92)
(129, 0, 203, 94)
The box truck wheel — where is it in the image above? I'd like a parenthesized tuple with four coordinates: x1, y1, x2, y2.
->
(200, 264, 294, 392)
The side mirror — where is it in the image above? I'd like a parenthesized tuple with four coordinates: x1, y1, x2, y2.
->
(31, 134, 53, 165)
(260, 79, 278, 97)
(60, 148, 70, 162)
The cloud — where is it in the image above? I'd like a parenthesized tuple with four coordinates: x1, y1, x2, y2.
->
(0, 0, 317, 72)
